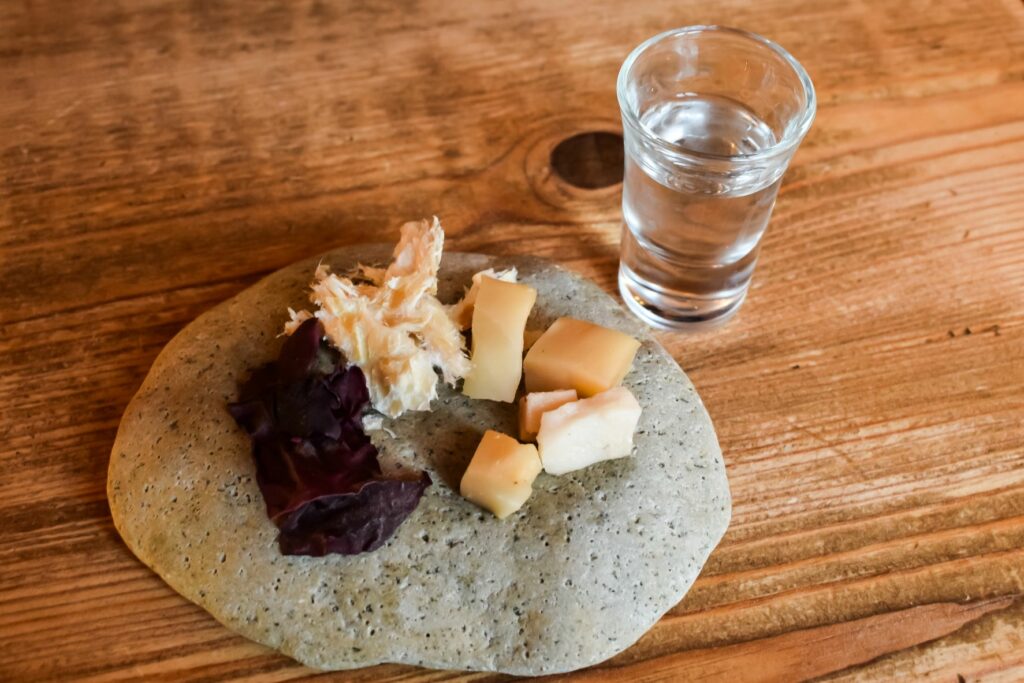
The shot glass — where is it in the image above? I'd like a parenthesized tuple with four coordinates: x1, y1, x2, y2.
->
(616, 26, 816, 330)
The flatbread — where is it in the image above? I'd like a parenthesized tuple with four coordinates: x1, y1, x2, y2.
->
(107, 246, 731, 676)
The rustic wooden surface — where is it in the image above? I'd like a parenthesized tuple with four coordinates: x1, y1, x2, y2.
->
(2, 0, 1023, 680)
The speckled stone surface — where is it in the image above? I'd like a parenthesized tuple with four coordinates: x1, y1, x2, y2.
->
(107, 246, 731, 676)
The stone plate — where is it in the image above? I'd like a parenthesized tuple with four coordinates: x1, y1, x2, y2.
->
(107, 246, 731, 676)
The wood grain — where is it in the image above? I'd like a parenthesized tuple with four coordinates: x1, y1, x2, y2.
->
(2, 0, 1023, 680)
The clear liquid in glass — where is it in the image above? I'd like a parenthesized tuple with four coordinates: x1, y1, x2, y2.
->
(619, 94, 781, 329)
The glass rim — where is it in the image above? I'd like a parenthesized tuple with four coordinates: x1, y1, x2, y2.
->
(616, 25, 817, 165)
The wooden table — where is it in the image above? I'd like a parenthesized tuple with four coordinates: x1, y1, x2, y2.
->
(3, 0, 1023, 680)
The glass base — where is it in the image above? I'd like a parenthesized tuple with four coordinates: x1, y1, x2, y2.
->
(618, 263, 748, 331)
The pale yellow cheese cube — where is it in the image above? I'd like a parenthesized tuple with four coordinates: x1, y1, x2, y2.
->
(537, 386, 642, 475)
(523, 318, 641, 396)
(518, 389, 578, 442)
(460, 430, 543, 519)
(462, 277, 537, 402)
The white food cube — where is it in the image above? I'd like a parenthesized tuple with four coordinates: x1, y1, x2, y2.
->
(536, 386, 642, 475)
(460, 430, 543, 519)
(523, 317, 640, 397)
(462, 277, 537, 402)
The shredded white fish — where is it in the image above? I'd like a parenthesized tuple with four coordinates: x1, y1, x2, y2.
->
(286, 217, 472, 418)
(281, 308, 313, 336)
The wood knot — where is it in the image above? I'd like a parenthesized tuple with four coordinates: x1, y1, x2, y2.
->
(549, 132, 624, 189)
